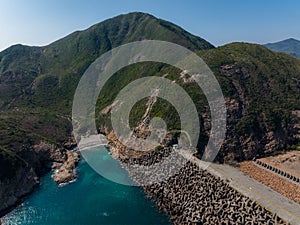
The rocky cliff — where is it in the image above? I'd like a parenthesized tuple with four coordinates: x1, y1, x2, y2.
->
(0, 141, 79, 216)
(216, 63, 299, 163)
(0, 12, 299, 217)
(0, 166, 37, 214)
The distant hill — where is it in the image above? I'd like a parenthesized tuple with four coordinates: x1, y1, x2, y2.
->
(264, 38, 300, 59)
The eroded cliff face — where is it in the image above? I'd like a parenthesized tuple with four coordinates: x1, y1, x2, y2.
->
(103, 62, 299, 164)
(0, 166, 38, 214)
(0, 141, 79, 216)
(202, 63, 300, 163)
(215, 98, 291, 162)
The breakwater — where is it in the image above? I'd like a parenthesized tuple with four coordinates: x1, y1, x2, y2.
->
(144, 162, 288, 225)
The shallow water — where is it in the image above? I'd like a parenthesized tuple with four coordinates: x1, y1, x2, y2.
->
(2, 147, 170, 225)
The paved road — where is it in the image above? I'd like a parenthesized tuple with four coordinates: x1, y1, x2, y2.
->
(179, 151, 300, 225)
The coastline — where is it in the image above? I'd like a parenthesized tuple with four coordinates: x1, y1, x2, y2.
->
(0, 141, 80, 218)
(142, 162, 288, 224)
(104, 130, 291, 224)
(0, 167, 38, 218)
(1, 149, 171, 225)
(1, 130, 295, 225)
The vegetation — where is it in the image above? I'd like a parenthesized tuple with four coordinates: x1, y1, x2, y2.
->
(0, 147, 21, 179)
(199, 43, 300, 130)
(0, 12, 214, 179)
(0, 12, 299, 179)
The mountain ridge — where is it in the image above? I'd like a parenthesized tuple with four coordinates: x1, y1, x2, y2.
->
(0, 12, 216, 214)
(264, 38, 300, 59)
(0, 12, 299, 216)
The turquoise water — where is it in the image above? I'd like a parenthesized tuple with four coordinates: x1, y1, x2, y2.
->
(2, 147, 170, 225)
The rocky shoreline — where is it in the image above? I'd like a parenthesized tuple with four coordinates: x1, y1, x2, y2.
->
(0, 141, 80, 217)
(106, 130, 289, 224)
(143, 162, 288, 225)
(118, 151, 289, 224)
(0, 128, 294, 224)
(0, 166, 38, 217)
(51, 150, 80, 186)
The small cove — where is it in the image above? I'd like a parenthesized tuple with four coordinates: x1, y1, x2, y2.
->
(2, 146, 170, 225)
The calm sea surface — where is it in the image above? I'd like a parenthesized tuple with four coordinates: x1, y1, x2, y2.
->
(2, 147, 170, 225)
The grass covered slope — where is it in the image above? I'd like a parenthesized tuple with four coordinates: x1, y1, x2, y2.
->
(96, 43, 300, 162)
(0, 12, 214, 183)
(199, 43, 300, 161)
(0, 12, 299, 184)
(0, 12, 214, 112)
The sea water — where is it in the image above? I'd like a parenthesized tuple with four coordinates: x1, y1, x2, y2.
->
(2, 147, 170, 225)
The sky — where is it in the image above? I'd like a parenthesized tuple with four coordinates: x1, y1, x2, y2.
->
(0, 0, 300, 51)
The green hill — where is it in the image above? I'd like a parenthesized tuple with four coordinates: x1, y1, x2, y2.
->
(96, 42, 300, 162)
(0, 12, 299, 213)
(0, 12, 213, 183)
(198, 43, 300, 161)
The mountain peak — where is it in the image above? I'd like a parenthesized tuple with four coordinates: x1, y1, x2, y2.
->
(264, 38, 300, 59)
(84, 11, 214, 50)
(286, 38, 300, 42)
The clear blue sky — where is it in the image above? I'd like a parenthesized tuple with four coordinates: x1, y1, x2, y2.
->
(0, 0, 300, 51)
